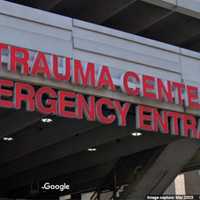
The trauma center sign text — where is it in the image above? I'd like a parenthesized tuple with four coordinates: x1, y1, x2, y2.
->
(0, 42, 199, 139)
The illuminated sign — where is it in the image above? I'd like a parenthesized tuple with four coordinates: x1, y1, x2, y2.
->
(0, 42, 199, 139)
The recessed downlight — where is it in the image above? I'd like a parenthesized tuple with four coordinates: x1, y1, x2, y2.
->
(3, 137, 14, 142)
(88, 147, 97, 152)
(41, 118, 53, 123)
(131, 132, 142, 137)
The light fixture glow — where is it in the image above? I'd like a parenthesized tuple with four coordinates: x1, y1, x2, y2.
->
(131, 132, 142, 137)
(3, 137, 14, 141)
(41, 118, 53, 123)
(88, 147, 97, 152)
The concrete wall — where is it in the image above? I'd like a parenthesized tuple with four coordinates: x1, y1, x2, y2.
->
(184, 170, 200, 194)
(164, 170, 200, 195)
(0, 0, 199, 116)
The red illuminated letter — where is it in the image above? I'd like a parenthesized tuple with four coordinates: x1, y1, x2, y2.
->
(10, 46, 29, 75)
(76, 94, 95, 121)
(136, 105, 155, 132)
(181, 114, 197, 139)
(15, 82, 35, 111)
(157, 79, 173, 104)
(153, 110, 169, 134)
(35, 87, 57, 114)
(96, 98, 116, 124)
(186, 85, 200, 110)
(0, 79, 14, 108)
(73, 59, 95, 87)
(58, 91, 77, 118)
(0, 43, 8, 67)
(113, 101, 130, 126)
(142, 75, 157, 100)
(32, 52, 51, 79)
(121, 71, 140, 96)
(168, 111, 180, 136)
(53, 55, 71, 81)
(97, 66, 116, 91)
(173, 82, 185, 106)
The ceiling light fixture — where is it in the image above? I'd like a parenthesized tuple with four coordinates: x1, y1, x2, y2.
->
(88, 147, 97, 152)
(3, 137, 14, 141)
(41, 118, 53, 123)
(131, 132, 142, 137)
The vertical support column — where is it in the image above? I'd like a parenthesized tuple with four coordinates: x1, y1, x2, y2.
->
(174, 174, 186, 194)
(118, 139, 199, 200)
(184, 170, 200, 194)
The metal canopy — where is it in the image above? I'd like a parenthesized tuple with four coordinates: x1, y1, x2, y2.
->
(5, 0, 200, 52)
